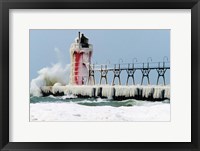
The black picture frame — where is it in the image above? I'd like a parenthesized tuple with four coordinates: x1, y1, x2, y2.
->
(0, 0, 199, 151)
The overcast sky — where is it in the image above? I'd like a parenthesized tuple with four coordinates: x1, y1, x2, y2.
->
(30, 29, 170, 85)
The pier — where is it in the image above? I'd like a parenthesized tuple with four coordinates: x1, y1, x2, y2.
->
(41, 85, 170, 101)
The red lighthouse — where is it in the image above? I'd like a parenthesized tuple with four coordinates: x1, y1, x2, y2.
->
(69, 32, 93, 85)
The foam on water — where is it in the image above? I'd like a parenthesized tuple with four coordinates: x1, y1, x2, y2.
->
(30, 97, 170, 122)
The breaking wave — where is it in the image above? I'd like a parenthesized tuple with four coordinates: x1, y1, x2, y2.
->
(30, 63, 70, 97)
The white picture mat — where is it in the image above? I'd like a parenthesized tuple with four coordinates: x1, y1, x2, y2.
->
(9, 9, 191, 142)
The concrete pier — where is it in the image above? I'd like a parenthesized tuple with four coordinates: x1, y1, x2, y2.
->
(40, 85, 170, 101)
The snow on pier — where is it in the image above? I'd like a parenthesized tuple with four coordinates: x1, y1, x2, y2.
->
(40, 85, 170, 101)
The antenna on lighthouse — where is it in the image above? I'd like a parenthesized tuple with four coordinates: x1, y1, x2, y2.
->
(78, 32, 81, 49)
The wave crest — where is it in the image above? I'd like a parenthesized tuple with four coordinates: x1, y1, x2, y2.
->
(30, 63, 70, 97)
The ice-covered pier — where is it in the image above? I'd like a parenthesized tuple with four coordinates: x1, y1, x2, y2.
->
(41, 85, 170, 101)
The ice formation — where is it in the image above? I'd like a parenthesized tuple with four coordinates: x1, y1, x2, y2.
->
(40, 85, 170, 100)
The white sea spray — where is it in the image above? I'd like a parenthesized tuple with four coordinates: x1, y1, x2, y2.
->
(30, 63, 70, 97)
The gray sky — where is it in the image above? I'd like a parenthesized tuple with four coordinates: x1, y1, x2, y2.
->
(30, 29, 170, 85)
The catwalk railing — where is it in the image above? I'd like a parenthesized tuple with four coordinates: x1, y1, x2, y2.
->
(73, 61, 170, 86)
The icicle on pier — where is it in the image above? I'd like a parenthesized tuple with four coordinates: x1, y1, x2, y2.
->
(41, 85, 170, 101)
(40, 32, 170, 101)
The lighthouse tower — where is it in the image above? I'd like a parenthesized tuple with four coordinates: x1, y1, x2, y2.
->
(69, 32, 93, 85)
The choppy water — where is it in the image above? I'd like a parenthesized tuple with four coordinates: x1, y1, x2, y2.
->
(30, 96, 170, 122)
(30, 96, 169, 107)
